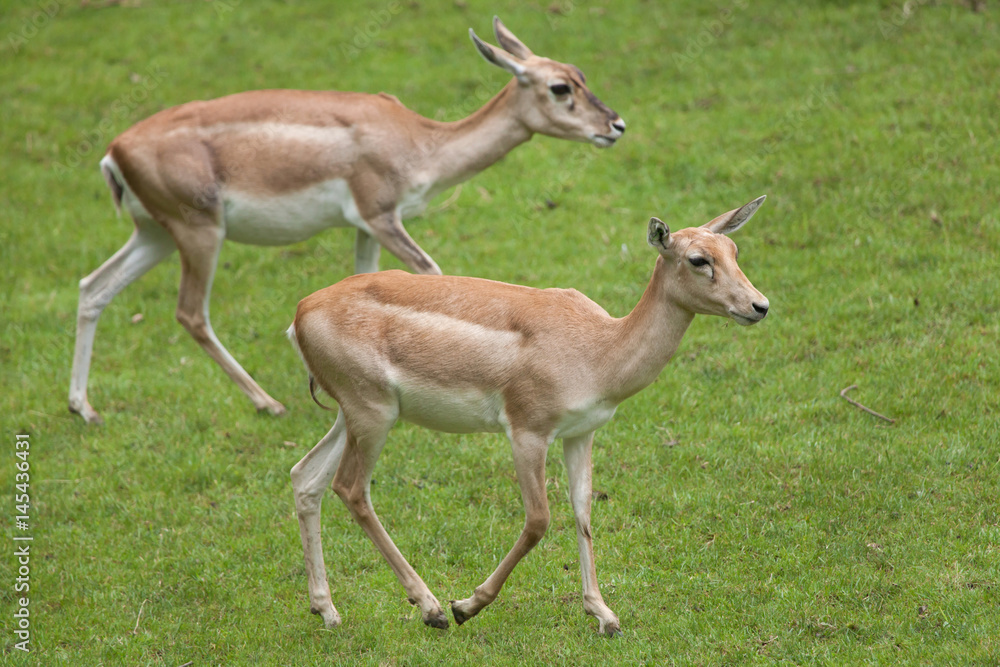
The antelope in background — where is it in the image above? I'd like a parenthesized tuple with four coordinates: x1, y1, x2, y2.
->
(287, 196, 770, 636)
(69, 17, 625, 424)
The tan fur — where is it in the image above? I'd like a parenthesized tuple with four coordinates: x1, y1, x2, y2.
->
(68, 18, 625, 424)
(287, 198, 770, 635)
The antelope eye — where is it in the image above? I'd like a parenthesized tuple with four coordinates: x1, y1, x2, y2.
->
(689, 256, 709, 267)
(549, 83, 572, 97)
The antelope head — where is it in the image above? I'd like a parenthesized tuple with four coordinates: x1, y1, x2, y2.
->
(469, 16, 626, 147)
(647, 196, 770, 325)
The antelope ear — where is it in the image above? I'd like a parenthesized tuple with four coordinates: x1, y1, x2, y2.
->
(647, 217, 671, 253)
(703, 195, 766, 235)
(469, 28, 528, 82)
(492, 16, 534, 59)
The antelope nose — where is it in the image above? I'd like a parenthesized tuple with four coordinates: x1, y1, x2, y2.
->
(611, 118, 626, 134)
(752, 301, 769, 317)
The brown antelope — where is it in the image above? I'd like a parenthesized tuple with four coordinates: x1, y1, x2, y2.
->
(69, 17, 625, 424)
(287, 196, 770, 636)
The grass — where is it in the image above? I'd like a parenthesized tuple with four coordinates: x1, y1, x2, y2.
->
(2, 0, 999, 664)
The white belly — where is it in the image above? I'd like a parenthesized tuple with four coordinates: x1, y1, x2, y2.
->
(397, 381, 507, 434)
(222, 179, 362, 246)
(397, 380, 617, 440)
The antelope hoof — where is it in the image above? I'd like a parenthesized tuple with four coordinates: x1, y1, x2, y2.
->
(598, 618, 622, 637)
(450, 599, 479, 626)
(258, 401, 287, 417)
(311, 605, 341, 629)
(69, 401, 104, 425)
(423, 611, 449, 630)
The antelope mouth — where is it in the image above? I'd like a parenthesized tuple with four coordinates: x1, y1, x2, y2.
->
(729, 311, 764, 326)
(591, 135, 618, 148)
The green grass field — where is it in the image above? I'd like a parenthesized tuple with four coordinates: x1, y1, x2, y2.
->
(3, 0, 999, 663)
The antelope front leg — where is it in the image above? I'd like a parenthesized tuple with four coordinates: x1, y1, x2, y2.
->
(452, 431, 551, 626)
(353, 229, 381, 274)
(563, 432, 620, 636)
(364, 210, 442, 276)
(290, 411, 348, 628)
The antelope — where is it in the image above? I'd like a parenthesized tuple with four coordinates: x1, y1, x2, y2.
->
(69, 17, 625, 424)
(287, 196, 770, 636)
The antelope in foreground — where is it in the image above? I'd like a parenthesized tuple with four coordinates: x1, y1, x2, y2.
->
(69, 17, 625, 424)
(287, 196, 770, 636)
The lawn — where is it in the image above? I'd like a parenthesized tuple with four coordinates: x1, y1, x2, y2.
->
(2, 0, 999, 664)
